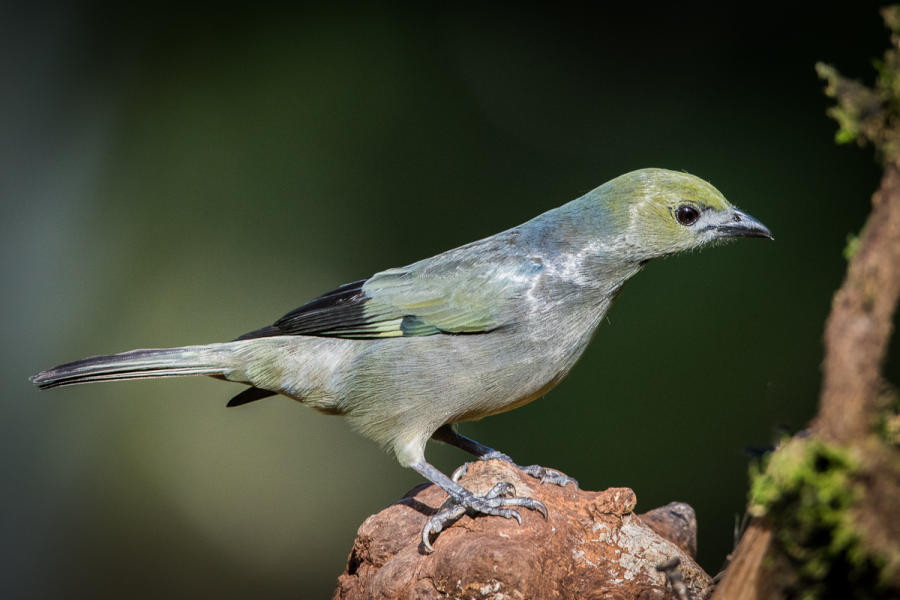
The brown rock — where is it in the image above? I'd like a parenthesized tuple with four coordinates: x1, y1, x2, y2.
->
(334, 459, 712, 599)
(639, 502, 698, 558)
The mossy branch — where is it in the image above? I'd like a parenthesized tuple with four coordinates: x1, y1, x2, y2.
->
(815, 6, 900, 167)
(713, 7, 900, 599)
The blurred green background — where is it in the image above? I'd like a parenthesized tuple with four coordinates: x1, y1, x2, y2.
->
(3, 2, 898, 598)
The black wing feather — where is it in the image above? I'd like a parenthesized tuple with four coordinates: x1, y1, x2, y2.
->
(227, 386, 277, 407)
(236, 278, 373, 340)
(274, 279, 370, 335)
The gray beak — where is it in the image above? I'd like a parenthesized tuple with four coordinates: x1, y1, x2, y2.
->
(713, 209, 774, 240)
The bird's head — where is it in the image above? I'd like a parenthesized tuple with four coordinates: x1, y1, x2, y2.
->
(588, 168, 773, 262)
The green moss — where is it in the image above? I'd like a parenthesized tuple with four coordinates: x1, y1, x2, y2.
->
(843, 233, 861, 261)
(749, 438, 887, 599)
(874, 388, 900, 447)
(816, 6, 900, 167)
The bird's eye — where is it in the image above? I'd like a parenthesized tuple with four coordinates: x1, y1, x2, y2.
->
(675, 205, 700, 226)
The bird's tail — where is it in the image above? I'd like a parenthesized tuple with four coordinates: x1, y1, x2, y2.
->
(30, 344, 237, 390)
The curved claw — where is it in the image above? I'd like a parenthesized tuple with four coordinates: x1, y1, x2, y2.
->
(451, 462, 471, 482)
(420, 485, 545, 553)
(422, 503, 466, 552)
(502, 509, 522, 525)
(525, 498, 549, 519)
(486, 481, 516, 499)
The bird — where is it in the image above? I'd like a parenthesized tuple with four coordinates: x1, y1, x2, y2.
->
(30, 168, 772, 551)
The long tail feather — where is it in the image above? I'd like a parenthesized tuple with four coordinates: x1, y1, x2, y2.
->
(30, 345, 234, 390)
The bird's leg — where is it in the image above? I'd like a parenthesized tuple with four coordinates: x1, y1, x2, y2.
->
(431, 424, 578, 489)
(411, 459, 547, 552)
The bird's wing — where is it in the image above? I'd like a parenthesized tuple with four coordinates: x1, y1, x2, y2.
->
(239, 234, 539, 340)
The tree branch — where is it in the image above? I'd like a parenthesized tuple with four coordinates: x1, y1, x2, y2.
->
(713, 7, 900, 598)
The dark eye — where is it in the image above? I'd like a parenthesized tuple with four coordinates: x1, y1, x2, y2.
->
(675, 205, 700, 226)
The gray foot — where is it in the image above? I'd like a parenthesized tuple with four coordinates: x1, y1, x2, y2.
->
(451, 454, 579, 490)
(450, 450, 511, 481)
(421, 482, 547, 552)
(519, 464, 579, 489)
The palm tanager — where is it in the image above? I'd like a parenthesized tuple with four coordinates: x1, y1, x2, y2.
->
(31, 168, 773, 550)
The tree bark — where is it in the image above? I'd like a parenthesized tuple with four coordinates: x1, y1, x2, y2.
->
(815, 164, 900, 444)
